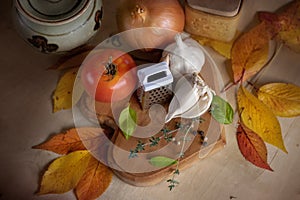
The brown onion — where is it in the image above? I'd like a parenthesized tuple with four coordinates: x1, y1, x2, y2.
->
(116, 0, 185, 51)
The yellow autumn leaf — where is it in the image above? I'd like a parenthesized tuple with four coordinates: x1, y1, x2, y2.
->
(231, 22, 271, 83)
(38, 150, 92, 194)
(192, 33, 238, 59)
(52, 67, 84, 112)
(257, 83, 300, 117)
(278, 28, 300, 53)
(237, 86, 287, 153)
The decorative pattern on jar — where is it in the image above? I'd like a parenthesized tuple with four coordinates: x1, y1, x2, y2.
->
(13, 0, 103, 53)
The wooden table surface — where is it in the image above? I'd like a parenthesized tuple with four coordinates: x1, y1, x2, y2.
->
(1, 0, 300, 199)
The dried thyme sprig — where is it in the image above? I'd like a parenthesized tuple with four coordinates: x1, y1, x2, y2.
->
(167, 122, 194, 190)
(128, 117, 205, 190)
(128, 128, 180, 158)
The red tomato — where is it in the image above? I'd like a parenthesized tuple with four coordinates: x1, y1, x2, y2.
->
(81, 49, 137, 102)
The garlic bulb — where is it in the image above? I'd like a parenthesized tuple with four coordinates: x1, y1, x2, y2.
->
(163, 33, 205, 79)
(165, 73, 214, 122)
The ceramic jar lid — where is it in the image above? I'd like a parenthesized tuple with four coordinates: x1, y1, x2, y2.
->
(187, 0, 242, 17)
(16, 0, 89, 23)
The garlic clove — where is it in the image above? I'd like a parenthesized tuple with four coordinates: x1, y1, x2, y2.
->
(165, 74, 199, 122)
(180, 87, 214, 119)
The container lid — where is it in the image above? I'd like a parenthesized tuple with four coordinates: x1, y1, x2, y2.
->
(16, 0, 89, 23)
(137, 62, 173, 92)
(187, 0, 242, 17)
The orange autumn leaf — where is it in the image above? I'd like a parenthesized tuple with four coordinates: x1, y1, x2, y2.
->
(33, 127, 107, 155)
(33, 128, 85, 154)
(237, 123, 273, 171)
(231, 21, 271, 83)
(75, 156, 113, 200)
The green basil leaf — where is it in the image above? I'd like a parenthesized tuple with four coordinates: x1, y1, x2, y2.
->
(149, 156, 177, 167)
(119, 105, 137, 140)
(210, 95, 233, 124)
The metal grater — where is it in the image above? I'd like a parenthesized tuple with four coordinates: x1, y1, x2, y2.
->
(137, 62, 173, 110)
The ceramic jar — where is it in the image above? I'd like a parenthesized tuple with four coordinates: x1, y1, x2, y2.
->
(185, 0, 242, 42)
(13, 0, 103, 53)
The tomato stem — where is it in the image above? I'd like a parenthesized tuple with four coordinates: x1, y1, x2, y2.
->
(104, 56, 117, 81)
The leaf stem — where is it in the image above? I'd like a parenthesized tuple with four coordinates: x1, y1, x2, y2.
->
(221, 82, 235, 93)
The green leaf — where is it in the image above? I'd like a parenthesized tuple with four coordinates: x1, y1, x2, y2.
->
(210, 95, 233, 124)
(118, 105, 137, 140)
(149, 156, 177, 167)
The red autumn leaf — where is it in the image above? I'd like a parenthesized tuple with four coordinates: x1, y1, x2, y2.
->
(75, 156, 113, 200)
(236, 123, 273, 171)
(258, 12, 281, 35)
(33, 127, 106, 155)
(259, 0, 300, 53)
(259, 0, 300, 32)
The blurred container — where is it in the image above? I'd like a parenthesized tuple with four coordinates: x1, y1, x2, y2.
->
(185, 0, 242, 42)
(13, 0, 103, 53)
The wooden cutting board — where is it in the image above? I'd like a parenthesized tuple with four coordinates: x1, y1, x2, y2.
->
(108, 106, 225, 187)
(79, 92, 225, 187)
(80, 49, 226, 186)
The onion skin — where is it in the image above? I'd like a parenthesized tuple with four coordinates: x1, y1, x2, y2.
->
(116, 0, 185, 51)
